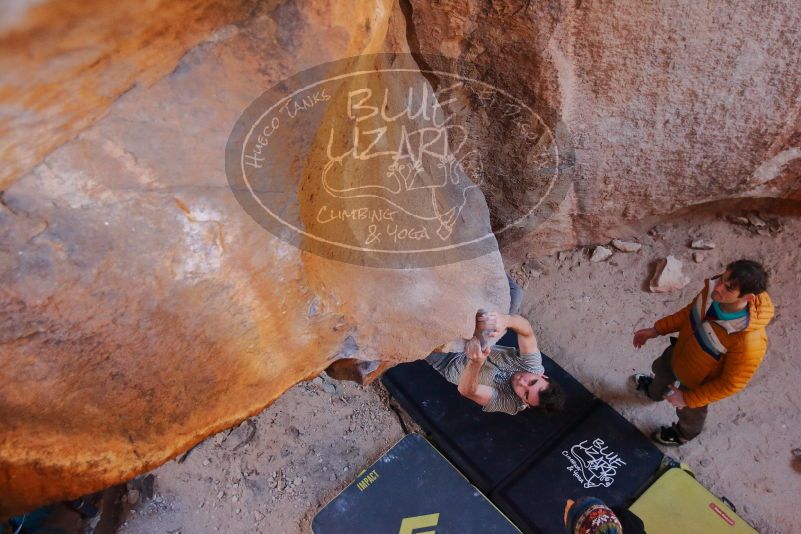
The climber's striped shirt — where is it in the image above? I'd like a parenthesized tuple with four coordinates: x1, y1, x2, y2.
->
(425, 345, 544, 415)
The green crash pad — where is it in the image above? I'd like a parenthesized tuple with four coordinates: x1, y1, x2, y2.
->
(630, 468, 757, 533)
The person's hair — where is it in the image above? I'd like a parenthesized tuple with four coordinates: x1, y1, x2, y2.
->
(726, 259, 768, 296)
(535, 378, 566, 415)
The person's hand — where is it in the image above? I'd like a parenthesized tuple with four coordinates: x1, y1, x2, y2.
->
(476, 310, 499, 333)
(465, 336, 488, 363)
(633, 327, 658, 348)
(486, 311, 507, 338)
(474, 310, 501, 349)
(481, 311, 514, 343)
(664, 384, 687, 408)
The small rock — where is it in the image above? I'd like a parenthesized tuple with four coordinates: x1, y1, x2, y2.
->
(524, 259, 547, 275)
(276, 479, 286, 491)
(649, 256, 691, 293)
(728, 215, 750, 225)
(611, 239, 642, 253)
(126, 488, 140, 506)
(322, 382, 337, 394)
(747, 213, 766, 227)
(223, 419, 257, 452)
(153, 494, 163, 504)
(254, 511, 265, 521)
(590, 245, 613, 262)
(699, 458, 711, 467)
(294, 477, 302, 486)
(202, 459, 210, 466)
(236, 508, 241, 514)
(690, 239, 715, 250)
(216, 491, 224, 500)
(557, 250, 570, 262)
(231, 496, 238, 503)
(693, 252, 705, 263)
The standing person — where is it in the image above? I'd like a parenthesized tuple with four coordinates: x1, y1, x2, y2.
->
(631, 259, 773, 445)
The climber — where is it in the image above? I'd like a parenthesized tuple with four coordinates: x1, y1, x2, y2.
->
(425, 309, 565, 415)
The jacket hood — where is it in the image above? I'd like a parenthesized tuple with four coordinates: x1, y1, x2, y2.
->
(746, 291, 774, 332)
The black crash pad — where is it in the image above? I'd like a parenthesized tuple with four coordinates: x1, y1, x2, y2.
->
(312, 433, 521, 534)
(493, 402, 664, 533)
(381, 347, 598, 493)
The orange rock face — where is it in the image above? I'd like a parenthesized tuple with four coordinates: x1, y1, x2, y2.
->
(0, 0, 509, 518)
(0, 0, 266, 191)
(3, 0, 801, 520)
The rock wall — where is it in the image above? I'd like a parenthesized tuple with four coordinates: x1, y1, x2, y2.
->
(0, 0, 267, 191)
(2, 0, 801, 519)
(0, 0, 509, 518)
(403, 0, 801, 259)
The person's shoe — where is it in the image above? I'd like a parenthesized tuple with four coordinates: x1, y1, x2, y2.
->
(630, 373, 653, 396)
(652, 424, 687, 446)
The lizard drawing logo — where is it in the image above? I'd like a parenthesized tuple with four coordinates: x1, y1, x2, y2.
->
(321, 110, 484, 241)
(562, 438, 627, 489)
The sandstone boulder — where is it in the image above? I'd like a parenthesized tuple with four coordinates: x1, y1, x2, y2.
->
(0, 0, 263, 191)
(3, 0, 801, 520)
(0, 0, 509, 518)
(403, 0, 801, 259)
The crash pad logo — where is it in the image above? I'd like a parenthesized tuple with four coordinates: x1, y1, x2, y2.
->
(562, 438, 626, 489)
(398, 512, 439, 534)
(225, 54, 573, 267)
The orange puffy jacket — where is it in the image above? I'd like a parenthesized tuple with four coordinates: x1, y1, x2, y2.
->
(653, 279, 774, 408)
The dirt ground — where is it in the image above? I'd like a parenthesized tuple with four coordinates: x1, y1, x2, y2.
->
(117, 206, 801, 534)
